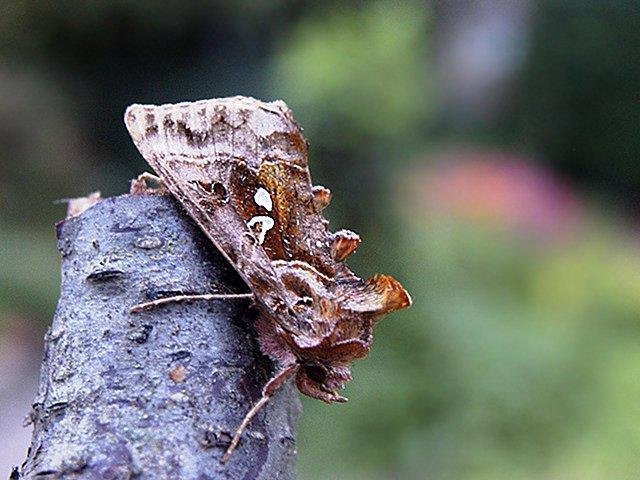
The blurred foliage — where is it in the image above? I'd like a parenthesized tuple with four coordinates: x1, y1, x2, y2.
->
(271, 1, 431, 145)
(505, 0, 640, 203)
(1, 1, 640, 479)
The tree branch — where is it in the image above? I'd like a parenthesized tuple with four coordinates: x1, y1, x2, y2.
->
(17, 193, 300, 479)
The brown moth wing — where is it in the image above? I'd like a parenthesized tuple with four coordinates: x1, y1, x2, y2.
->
(125, 98, 347, 340)
(124, 97, 411, 355)
(126, 98, 339, 272)
(124, 98, 301, 332)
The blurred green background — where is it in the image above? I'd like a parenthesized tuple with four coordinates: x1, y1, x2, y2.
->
(1, 1, 640, 478)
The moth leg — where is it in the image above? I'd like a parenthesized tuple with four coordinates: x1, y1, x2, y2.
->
(130, 292, 253, 313)
(130, 171, 168, 195)
(221, 363, 299, 463)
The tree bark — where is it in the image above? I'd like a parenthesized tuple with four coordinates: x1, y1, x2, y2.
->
(17, 193, 300, 480)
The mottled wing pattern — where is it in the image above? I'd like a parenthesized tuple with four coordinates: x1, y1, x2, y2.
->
(124, 97, 411, 364)
(124, 98, 302, 331)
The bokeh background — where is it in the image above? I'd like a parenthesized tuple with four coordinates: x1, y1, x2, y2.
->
(2, 1, 639, 478)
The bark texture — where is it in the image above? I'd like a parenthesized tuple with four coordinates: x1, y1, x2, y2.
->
(17, 194, 300, 480)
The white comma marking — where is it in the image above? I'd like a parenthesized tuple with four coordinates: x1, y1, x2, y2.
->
(254, 187, 273, 211)
(247, 216, 274, 245)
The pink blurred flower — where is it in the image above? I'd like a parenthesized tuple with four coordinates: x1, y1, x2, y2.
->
(403, 149, 583, 239)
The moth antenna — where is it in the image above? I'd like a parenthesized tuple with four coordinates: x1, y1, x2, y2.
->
(221, 364, 299, 463)
(130, 292, 253, 313)
(331, 229, 361, 262)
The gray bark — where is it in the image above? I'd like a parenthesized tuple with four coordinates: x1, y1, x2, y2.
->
(17, 193, 300, 480)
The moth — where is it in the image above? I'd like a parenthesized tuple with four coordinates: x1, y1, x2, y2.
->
(124, 97, 411, 462)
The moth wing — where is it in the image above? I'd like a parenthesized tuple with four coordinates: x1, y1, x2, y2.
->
(124, 100, 298, 330)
